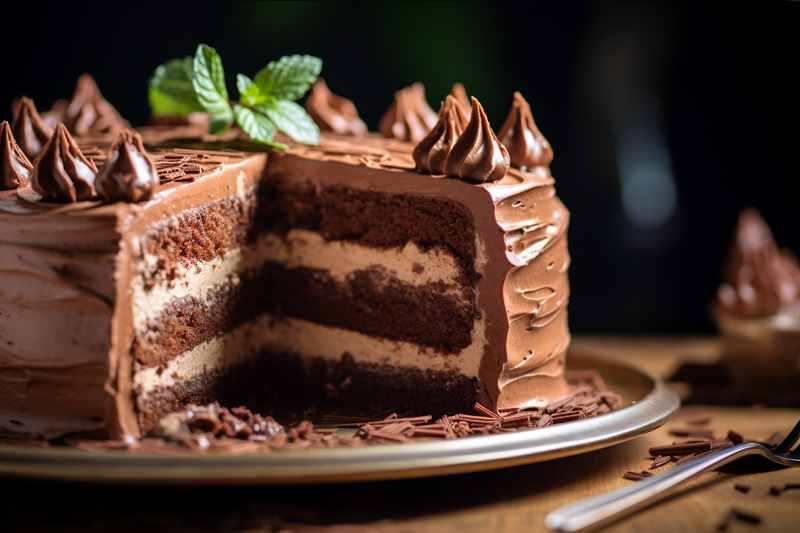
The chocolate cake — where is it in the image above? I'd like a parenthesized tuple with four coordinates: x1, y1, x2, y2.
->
(0, 83, 571, 441)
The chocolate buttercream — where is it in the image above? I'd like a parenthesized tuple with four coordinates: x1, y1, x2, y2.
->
(305, 78, 367, 136)
(63, 74, 127, 135)
(717, 208, 800, 318)
(497, 92, 553, 170)
(451, 83, 472, 115)
(444, 97, 510, 183)
(96, 130, 158, 203)
(30, 123, 99, 202)
(10, 97, 53, 161)
(378, 83, 438, 143)
(413, 95, 469, 175)
(0, 121, 33, 190)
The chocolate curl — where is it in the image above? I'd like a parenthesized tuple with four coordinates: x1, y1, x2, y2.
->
(497, 92, 553, 170)
(10, 96, 53, 161)
(378, 82, 438, 143)
(717, 208, 800, 317)
(444, 97, 510, 183)
(305, 78, 367, 136)
(96, 130, 158, 203)
(0, 121, 34, 190)
(63, 74, 127, 135)
(413, 95, 469, 174)
(30, 123, 98, 202)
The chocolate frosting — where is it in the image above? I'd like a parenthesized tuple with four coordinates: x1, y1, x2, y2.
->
(10, 96, 53, 161)
(412, 95, 469, 174)
(64, 74, 127, 135)
(717, 208, 800, 318)
(96, 130, 158, 203)
(30, 123, 99, 202)
(451, 83, 472, 115)
(444, 97, 510, 183)
(0, 121, 33, 190)
(497, 92, 553, 170)
(305, 78, 367, 136)
(378, 83, 438, 143)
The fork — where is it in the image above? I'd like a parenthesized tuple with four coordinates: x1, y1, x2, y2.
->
(544, 419, 800, 532)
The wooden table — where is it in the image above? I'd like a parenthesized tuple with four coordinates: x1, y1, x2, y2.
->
(3, 337, 799, 533)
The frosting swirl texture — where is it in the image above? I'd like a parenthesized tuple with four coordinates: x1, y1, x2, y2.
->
(10, 97, 53, 161)
(64, 74, 127, 135)
(1, 121, 33, 190)
(30, 123, 98, 202)
(412, 95, 469, 175)
(305, 78, 367, 136)
(717, 208, 800, 318)
(497, 92, 553, 170)
(96, 130, 158, 203)
(444, 97, 510, 183)
(378, 83, 438, 143)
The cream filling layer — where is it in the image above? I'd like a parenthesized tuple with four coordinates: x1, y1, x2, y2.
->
(132, 228, 465, 332)
(133, 312, 487, 395)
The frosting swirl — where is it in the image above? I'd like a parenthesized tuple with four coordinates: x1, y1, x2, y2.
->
(10, 96, 53, 161)
(378, 83, 438, 143)
(412, 95, 469, 175)
(1, 120, 33, 190)
(64, 74, 127, 135)
(450, 83, 472, 115)
(444, 97, 510, 183)
(305, 78, 367, 136)
(717, 208, 800, 318)
(497, 92, 553, 170)
(30, 123, 98, 202)
(96, 130, 158, 203)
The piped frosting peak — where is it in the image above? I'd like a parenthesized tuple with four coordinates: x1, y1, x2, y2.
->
(96, 130, 158, 203)
(30, 123, 99, 202)
(10, 96, 53, 161)
(717, 208, 800, 318)
(450, 83, 472, 115)
(305, 78, 367, 136)
(412, 95, 470, 175)
(444, 97, 510, 183)
(378, 83, 438, 143)
(64, 74, 127, 135)
(0, 121, 34, 190)
(497, 92, 553, 170)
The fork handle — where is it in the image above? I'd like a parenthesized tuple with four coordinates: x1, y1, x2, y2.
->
(544, 443, 764, 532)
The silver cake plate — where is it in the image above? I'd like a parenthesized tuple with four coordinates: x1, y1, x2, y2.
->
(0, 353, 679, 485)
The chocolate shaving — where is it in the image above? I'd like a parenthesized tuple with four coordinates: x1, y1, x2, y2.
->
(718, 509, 761, 530)
(649, 441, 712, 457)
(650, 455, 672, 469)
(734, 483, 751, 493)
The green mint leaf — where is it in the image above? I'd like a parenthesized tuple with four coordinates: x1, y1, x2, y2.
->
(147, 57, 205, 116)
(192, 44, 234, 134)
(236, 74, 265, 107)
(259, 99, 320, 145)
(233, 104, 287, 150)
(253, 55, 322, 101)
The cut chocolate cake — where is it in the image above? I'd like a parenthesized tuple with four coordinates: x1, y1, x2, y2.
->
(0, 86, 571, 440)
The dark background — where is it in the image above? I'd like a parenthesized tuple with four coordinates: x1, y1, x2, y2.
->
(3, 1, 797, 335)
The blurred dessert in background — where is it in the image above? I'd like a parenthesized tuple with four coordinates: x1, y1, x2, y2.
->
(712, 207, 800, 387)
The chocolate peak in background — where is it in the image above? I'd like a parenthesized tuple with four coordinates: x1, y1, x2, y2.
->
(450, 83, 472, 116)
(413, 95, 469, 175)
(0, 120, 33, 190)
(444, 97, 510, 183)
(497, 92, 553, 170)
(10, 96, 53, 161)
(30, 122, 98, 202)
(63, 74, 128, 136)
(378, 82, 438, 143)
(96, 130, 158, 203)
(305, 78, 367, 136)
(717, 208, 800, 318)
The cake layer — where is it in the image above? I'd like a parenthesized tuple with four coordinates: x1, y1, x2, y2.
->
(133, 312, 484, 431)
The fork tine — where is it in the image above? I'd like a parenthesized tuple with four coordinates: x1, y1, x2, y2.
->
(774, 419, 800, 455)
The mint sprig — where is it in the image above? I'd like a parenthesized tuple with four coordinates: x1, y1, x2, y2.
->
(148, 44, 322, 148)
